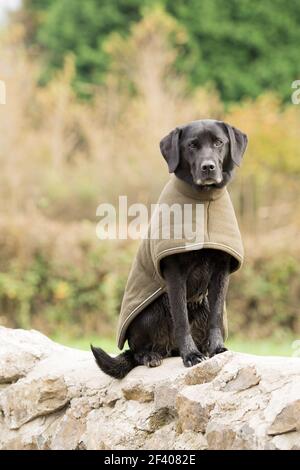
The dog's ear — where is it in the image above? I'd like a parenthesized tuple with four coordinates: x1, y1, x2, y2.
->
(159, 127, 182, 173)
(224, 123, 248, 167)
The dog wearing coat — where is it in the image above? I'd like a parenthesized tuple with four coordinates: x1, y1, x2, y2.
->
(91, 119, 248, 378)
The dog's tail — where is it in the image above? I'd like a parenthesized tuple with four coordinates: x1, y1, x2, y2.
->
(90, 345, 137, 379)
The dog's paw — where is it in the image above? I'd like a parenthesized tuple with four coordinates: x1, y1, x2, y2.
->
(143, 352, 163, 368)
(182, 351, 206, 367)
(209, 345, 228, 357)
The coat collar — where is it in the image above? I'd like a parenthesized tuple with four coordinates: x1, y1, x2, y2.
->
(172, 175, 227, 201)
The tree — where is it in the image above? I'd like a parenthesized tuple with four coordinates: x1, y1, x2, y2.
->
(21, 0, 150, 90)
(19, 0, 300, 102)
(163, 0, 300, 102)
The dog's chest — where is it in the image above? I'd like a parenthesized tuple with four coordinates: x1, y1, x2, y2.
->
(184, 250, 230, 302)
(186, 258, 211, 301)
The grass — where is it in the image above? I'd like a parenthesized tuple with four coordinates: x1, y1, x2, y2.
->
(51, 333, 299, 357)
(52, 334, 118, 353)
(227, 336, 298, 357)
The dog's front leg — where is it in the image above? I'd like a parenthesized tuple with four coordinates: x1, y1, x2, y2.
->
(163, 258, 205, 367)
(208, 270, 229, 357)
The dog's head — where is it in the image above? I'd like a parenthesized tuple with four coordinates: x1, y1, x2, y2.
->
(160, 119, 248, 189)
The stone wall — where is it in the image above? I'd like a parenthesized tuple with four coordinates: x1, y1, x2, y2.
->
(0, 326, 299, 450)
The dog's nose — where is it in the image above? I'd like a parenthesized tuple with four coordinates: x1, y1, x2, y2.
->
(201, 160, 216, 172)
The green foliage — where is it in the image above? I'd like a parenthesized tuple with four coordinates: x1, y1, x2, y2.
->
(228, 255, 300, 337)
(25, 0, 150, 90)
(163, 0, 300, 101)
(21, 0, 300, 101)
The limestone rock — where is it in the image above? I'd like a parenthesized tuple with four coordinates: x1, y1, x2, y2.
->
(219, 365, 261, 392)
(0, 326, 63, 384)
(122, 380, 154, 403)
(1, 375, 69, 429)
(0, 326, 300, 450)
(176, 384, 217, 433)
(265, 381, 300, 435)
(184, 351, 233, 385)
(270, 432, 300, 450)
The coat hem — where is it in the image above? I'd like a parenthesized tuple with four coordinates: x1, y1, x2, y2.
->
(154, 241, 243, 280)
(117, 287, 164, 349)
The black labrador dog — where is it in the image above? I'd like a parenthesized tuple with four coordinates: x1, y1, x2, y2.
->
(91, 120, 247, 378)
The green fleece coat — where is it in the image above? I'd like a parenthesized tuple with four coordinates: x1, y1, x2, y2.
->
(117, 176, 243, 350)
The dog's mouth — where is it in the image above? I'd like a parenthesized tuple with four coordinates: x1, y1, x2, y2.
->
(195, 177, 222, 187)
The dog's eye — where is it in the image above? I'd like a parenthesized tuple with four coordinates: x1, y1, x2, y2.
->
(214, 139, 223, 148)
(189, 141, 197, 149)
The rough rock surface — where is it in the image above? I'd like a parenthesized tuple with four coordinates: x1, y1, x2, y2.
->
(0, 326, 300, 450)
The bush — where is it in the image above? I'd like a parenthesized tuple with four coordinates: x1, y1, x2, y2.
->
(0, 214, 299, 340)
(228, 254, 300, 338)
(0, 214, 136, 337)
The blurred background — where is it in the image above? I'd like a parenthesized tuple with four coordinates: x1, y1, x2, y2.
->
(0, 0, 300, 356)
